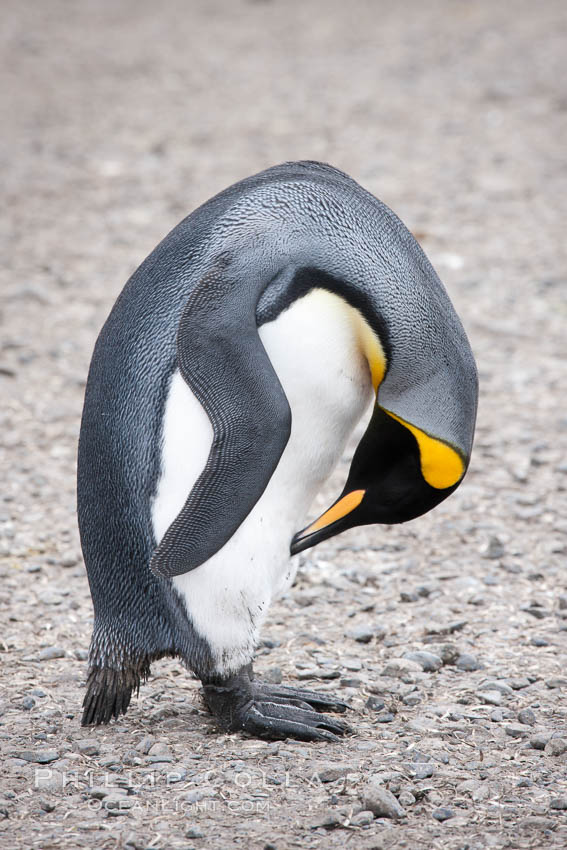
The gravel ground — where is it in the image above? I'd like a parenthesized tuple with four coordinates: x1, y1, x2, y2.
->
(1, 1, 567, 848)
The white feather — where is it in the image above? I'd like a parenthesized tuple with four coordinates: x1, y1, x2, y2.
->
(151, 289, 373, 675)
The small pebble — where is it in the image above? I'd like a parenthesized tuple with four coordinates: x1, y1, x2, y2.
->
(345, 626, 374, 643)
(263, 667, 282, 684)
(432, 807, 454, 822)
(148, 742, 172, 757)
(136, 735, 155, 754)
(404, 650, 442, 672)
(437, 644, 460, 665)
(458, 779, 490, 801)
(376, 713, 395, 723)
(21, 697, 36, 711)
(186, 826, 205, 838)
(550, 797, 567, 810)
(351, 810, 374, 826)
(318, 668, 341, 679)
(481, 680, 514, 695)
(530, 636, 550, 647)
(425, 620, 468, 636)
(98, 754, 121, 767)
(103, 795, 136, 815)
(484, 536, 505, 559)
(34, 749, 60, 764)
(33, 770, 64, 792)
(507, 677, 531, 690)
(38, 647, 66, 661)
(317, 765, 351, 783)
(411, 763, 435, 780)
(77, 739, 100, 756)
(530, 733, 551, 751)
(310, 811, 343, 830)
(546, 677, 567, 689)
(456, 653, 482, 672)
(60, 553, 79, 568)
(402, 693, 422, 707)
(468, 594, 485, 606)
(89, 787, 127, 800)
(37, 592, 64, 606)
(505, 724, 530, 738)
(381, 658, 421, 678)
(518, 708, 537, 726)
(39, 798, 56, 812)
(365, 696, 385, 712)
(400, 591, 418, 603)
(477, 690, 502, 706)
(295, 667, 320, 680)
(521, 816, 556, 830)
(544, 737, 567, 756)
(295, 593, 315, 608)
(521, 605, 548, 620)
(398, 791, 416, 807)
(362, 781, 406, 819)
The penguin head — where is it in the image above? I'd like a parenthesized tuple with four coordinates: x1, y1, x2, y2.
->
(290, 297, 478, 555)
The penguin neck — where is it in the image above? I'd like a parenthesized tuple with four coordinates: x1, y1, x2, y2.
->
(257, 288, 375, 536)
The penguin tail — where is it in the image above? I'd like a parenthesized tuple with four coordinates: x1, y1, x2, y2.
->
(81, 660, 150, 726)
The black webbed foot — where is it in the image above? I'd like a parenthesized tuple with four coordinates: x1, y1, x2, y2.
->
(202, 667, 351, 742)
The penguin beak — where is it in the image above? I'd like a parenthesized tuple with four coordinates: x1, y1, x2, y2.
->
(290, 489, 365, 555)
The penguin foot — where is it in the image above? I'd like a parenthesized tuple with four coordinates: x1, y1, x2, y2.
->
(202, 668, 351, 742)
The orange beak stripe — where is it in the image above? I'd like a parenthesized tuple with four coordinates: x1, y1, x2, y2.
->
(301, 489, 366, 536)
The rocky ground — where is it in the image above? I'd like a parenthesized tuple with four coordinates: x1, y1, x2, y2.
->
(1, 1, 567, 848)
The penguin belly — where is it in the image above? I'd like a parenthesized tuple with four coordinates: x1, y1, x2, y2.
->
(151, 289, 373, 676)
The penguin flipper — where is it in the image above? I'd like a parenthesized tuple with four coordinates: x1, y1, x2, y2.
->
(151, 259, 292, 578)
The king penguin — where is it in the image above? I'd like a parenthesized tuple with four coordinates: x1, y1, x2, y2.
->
(78, 161, 478, 741)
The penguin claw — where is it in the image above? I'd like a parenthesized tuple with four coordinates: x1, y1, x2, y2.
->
(254, 682, 350, 714)
(244, 704, 347, 742)
(202, 669, 352, 741)
(250, 693, 314, 711)
(254, 700, 351, 737)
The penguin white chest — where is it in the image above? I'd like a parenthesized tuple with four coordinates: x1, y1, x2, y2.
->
(151, 289, 373, 674)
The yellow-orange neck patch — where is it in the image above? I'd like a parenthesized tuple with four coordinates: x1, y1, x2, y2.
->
(350, 310, 387, 391)
(384, 409, 464, 490)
